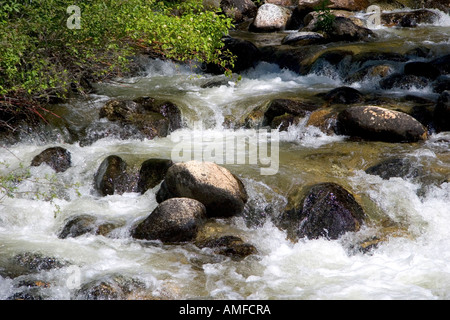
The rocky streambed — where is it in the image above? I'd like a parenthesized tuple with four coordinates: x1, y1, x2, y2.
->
(0, 3, 449, 300)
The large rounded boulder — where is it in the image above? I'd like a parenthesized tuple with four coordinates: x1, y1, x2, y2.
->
(337, 105, 428, 142)
(131, 198, 207, 243)
(156, 161, 248, 218)
(278, 182, 366, 241)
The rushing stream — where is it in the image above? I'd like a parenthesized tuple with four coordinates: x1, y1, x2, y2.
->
(0, 8, 449, 300)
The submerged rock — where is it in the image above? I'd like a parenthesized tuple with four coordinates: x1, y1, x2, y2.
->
(31, 147, 71, 173)
(131, 198, 207, 243)
(337, 105, 428, 142)
(365, 157, 423, 180)
(195, 235, 257, 260)
(282, 31, 326, 46)
(58, 214, 120, 239)
(156, 161, 248, 218)
(279, 182, 366, 241)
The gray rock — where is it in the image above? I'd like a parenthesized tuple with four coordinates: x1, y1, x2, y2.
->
(337, 106, 428, 142)
(157, 161, 248, 218)
(249, 4, 292, 32)
(94, 155, 129, 196)
(131, 198, 207, 243)
(31, 147, 71, 173)
(279, 182, 366, 240)
(137, 158, 173, 194)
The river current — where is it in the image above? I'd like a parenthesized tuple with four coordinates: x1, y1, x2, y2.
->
(0, 9, 449, 300)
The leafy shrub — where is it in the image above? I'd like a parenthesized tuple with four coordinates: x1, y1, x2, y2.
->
(0, 0, 235, 100)
(314, 0, 335, 33)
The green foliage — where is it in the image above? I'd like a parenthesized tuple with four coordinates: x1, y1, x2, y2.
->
(314, 0, 335, 33)
(0, 0, 235, 100)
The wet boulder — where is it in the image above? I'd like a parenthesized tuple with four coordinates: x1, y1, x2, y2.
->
(259, 46, 316, 75)
(131, 198, 207, 243)
(94, 155, 131, 196)
(327, 17, 376, 42)
(263, 98, 319, 128)
(137, 158, 173, 194)
(434, 91, 450, 132)
(31, 147, 71, 173)
(381, 9, 440, 27)
(279, 182, 366, 240)
(58, 214, 120, 239)
(271, 113, 301, 131)
(422, 0, 449, 14)
(305, 16, 376, 43)
(98, 98, 182, 141)
(4, 252, 70, 278)
(249, 4, 293, 32)
(403, 61, 441, 80)
(156, 161, 248, 218)
(432, 75, 450, 94)
(365, 157, 423, 180)
(133, 97, 183, 132)
(137, 158, 174, 194)
(344, 64, 393, 83)
(99, 99, 142, 122)
(195, 235, 257, 260)
(306, 108, 340, 135)
(205, 37, 261, 74)
(323, 86, 364, 104)
(337, 106, 428, 142)
(379, 73, 430, 90)
(431, 54, 450, 76)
